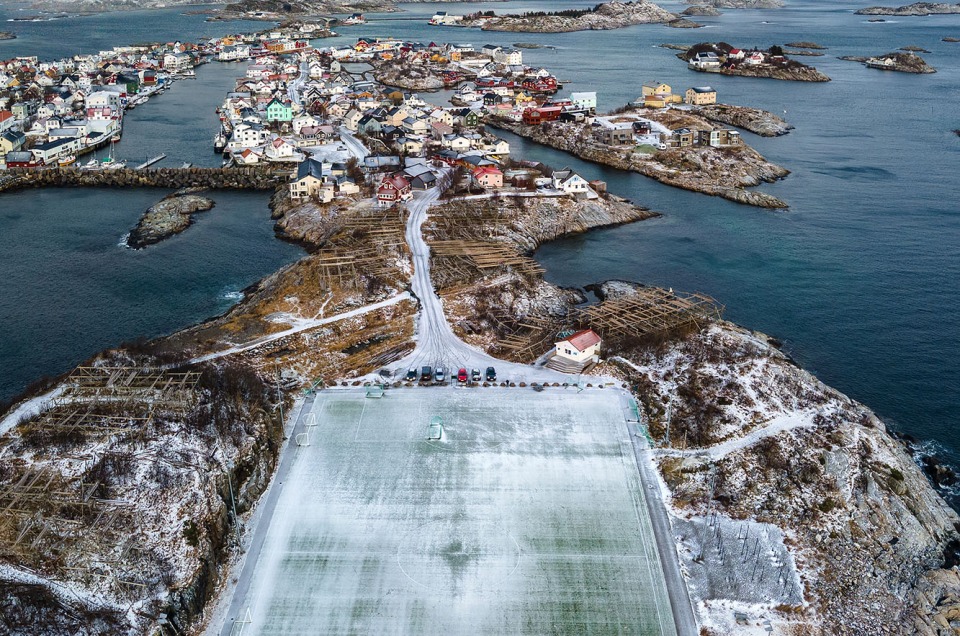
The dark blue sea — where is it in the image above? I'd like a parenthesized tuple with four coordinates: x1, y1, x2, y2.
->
(1, 1, 959, 467)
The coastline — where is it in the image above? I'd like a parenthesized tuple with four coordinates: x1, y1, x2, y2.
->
(487, 115, 790, 208)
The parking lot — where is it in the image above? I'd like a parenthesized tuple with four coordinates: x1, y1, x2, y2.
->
(220, 387, 678, 635)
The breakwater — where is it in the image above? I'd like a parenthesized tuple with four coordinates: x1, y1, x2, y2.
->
(0, 166, 287, 194)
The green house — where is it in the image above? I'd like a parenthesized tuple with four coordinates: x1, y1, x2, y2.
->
(266, 97, 293, 122)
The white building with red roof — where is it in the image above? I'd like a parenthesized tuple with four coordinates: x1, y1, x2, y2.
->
(546, 328, 602, 373)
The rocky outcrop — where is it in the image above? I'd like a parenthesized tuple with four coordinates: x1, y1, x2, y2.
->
(785, 41, 826, 49)
(488, 115, 789, 208)
(684, 0, 783, 7)
(0, 31, 16, 40)
(840, 52, 937, 73)
(901, 45, 932, 52)
(666, 17, 703, 27)
(469, 1, 676, 32)
(714, 62, 831, 81)
(944, 36, 960, 42)
(856, 1, 960, 14)
(127, 193, 215, 249)
(694, 103, 794, 137)
(606, 320, 960, 635)
(681, 5, 722, 14)
(371, 60, 447, 90)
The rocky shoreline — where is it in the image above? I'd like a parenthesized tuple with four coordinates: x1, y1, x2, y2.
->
(126, 192, 215, 249)
(693, 103, 794, 136)
(856, 1, 960, 15)
(488, 114, 789, 208)
(839, 51, 937, 73)
(463, 1, 676, 32)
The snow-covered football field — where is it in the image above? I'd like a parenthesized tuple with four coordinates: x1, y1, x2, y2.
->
(221, 387, 677, 635)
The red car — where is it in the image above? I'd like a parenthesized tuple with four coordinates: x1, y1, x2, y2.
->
(457, 368, 468, 384)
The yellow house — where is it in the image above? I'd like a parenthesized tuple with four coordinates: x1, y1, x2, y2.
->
(641, 82, 671, 97)
(514, 91, 535, 106)
(685, 86, 717, 106)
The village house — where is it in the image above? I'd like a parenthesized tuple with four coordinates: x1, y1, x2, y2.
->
(667, 127, 696, 148)
(546, 328, 602, 373)
(697, 128, 742, 147)
(472, 165, 503, 189)
(552, 168, 592, 195)
(569, 91, 597, 113)
(265, 97, 293, 123)
(289, 158, 329, 200)
(265, 136, 299, 161)
(0, 110, 15, 133)
(689, 51, 721, 70)
(599, 123, 635, 146)
(377, 173, 413, 206)
(685, 86, 717, 106)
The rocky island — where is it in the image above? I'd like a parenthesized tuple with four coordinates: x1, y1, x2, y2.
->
(693, 103, 794, 136)
(0, 32, 16, 40)
(682, 42, 831, 81)
(856, 1, 960, 14)
(684, 0, 783, 7)
(458, 1, 676, 33)
(839, 51, 937, 73)
(126, 192, 215, 249)
(488, 108, 790, 208)
(681, 5, 723, 15)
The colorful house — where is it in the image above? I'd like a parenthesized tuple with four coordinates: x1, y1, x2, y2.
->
(265, 97, 293, 122)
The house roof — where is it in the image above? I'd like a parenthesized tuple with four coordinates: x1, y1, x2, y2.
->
(559, 329, 601, 352)
(690, 86, 715, 93)
(296, 158, 327, 180)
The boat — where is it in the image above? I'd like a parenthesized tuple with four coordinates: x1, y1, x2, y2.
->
(180, 162, 192, 169)
(214, 131, 227, 153)
(57, 154, 76, 166)
(81, 155, 100, 170)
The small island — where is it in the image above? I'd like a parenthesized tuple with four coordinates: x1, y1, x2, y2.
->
(681, 42, 831, 81)
(127, 192, 215, 249)
(839, 52, 937, 73)
(0, 31, 16, 40)
(856, 1, 960, 14)
(454, 1, 676, 33)
(945, 37, 960, 42)
(681, 5, 723, 14)
(684, 0, 783, 7)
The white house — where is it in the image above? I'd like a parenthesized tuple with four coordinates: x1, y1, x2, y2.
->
(554, 329, 602, 365)
(493, 48, 522, 66)
(569, 91, 597, 112)
(552, 168, 592, 195)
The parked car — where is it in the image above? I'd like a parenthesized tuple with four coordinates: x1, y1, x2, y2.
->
(405, 368, 417, 381)
(457, 368, 468, 384)
(485, 366, 497, 382)
(471, 368, 481, 383)
(421, 366, 432, 381)
(435, 367, 446, 383)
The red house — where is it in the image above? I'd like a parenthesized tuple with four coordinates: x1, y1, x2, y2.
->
(522, 106, 563, 125)
(377, 173, 412, 207)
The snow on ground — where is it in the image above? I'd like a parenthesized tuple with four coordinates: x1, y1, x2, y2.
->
(0, 385, 64, 438)
(188, 292, 411, 364)
(212, 387, 678, 636)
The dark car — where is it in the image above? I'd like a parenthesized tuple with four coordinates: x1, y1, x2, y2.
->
(485, 366, 497, 382)
(421, 366, 432, 381)
(457, 368, 468, 384)
(471, 368, 481, 383)
(405, 368, 417, 381)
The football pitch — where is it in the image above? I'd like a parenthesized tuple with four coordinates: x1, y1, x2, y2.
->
(225, 387, 678, 635)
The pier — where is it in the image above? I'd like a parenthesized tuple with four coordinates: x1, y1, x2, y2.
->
(136, 154, 167, 169)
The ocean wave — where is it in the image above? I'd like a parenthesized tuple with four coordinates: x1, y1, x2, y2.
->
(222, 290, 244, 301)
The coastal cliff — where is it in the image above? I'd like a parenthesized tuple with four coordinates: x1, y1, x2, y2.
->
(488, 114, 790, 208)
(465, 1, 676, 33)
